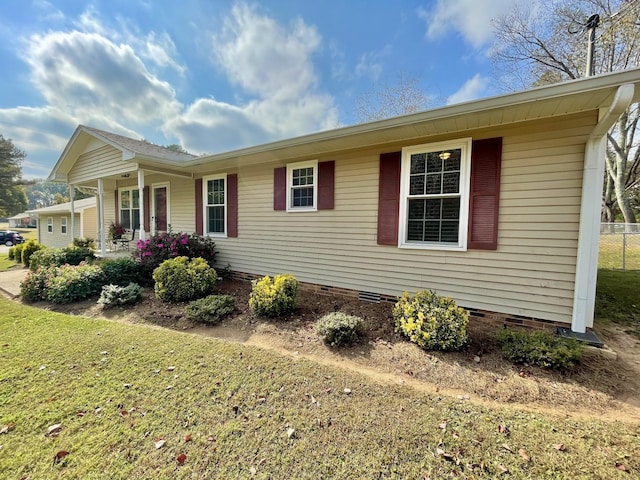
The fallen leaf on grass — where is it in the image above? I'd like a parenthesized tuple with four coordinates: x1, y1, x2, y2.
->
(155, 439, 166, 449)
(286, 428, 296, 439)
(167, 366, 176, 371)
(498, 425, 510, 435)
(438, 422, 447, 430)
(502, 443, 513, 453)
(52, 450, 69, 465)
(518, 448, 531, 462)
(436, 448, 455, 462)
(553, 443, 566, 452)
(615, 462, 628, 472)
(1, 423, 16, 434)
(498, 464, 509, 474)
(177, 453, 187, 465)
(184, 434, 192, 442)
(45, 424, 62, 437)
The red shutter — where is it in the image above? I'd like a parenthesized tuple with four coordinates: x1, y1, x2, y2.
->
(318, 160, 335, 210)
(114, 190, 119, 223)
(143, 186, 150, 233)
(273, 167, 286, 210)
(468, 137, 502, 250)
(227, 174, 238, 237)
(195, 179, 203, 235)
(377, 152, 401, 245)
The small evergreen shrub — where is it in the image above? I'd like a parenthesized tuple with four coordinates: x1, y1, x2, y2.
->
(62, 246, 95, 265)
(496, 328, 585, 370)
(21, 239, 44, 267)
(20, 267, 57, 302)
(316, 312, 364, 347)
(29, 246, 95, 271)
(44, 264, 105, 304)
(97, 283, 143, 308)
(393, 290, 469, 352)
(73, 237, 95, 249)
(186, 294, 236, 324)
(152, 256, 217, 302)
(12, 243, 24, 263)
(7, 247, 14, 261)
(99, 258, 144, 286)
(249, 274, 298, 317)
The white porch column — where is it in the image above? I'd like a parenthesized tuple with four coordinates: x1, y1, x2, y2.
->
(97, 178, 106, 257)
(138, 170, 146, 241)
(69, 184, 75, 240)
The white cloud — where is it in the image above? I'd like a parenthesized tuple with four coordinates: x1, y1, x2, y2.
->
(355, 46, 391, 81)
(446, 74, 490, 104)
(419, 0, 526, 48)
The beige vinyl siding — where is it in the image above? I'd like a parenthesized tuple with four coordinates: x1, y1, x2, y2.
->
(82, 206, 97, 240)
(68, 145, 130, 184)
(39, 213, 83, 248)
(210, 112, 595, 325)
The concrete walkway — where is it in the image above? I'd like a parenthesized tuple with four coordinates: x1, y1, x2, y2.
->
(0, 268, 28, 299)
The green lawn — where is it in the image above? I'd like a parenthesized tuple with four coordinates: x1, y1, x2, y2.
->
(0, 298, 638, 479)
(596, 268, 640, 336)
(0, 254, 14, 272)
(599, 233, 640, 270)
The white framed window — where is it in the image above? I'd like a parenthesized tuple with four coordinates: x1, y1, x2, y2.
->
(61, 217, 68, 235)
(119, 188, 140, 230)
(203, 174, 227, 236)
(47, 217, 53, 234)
(398, 138, 472, 250)
(287, 160, 317, 212)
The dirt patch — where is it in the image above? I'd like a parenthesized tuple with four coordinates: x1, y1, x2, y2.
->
(34, 278, 640, 422)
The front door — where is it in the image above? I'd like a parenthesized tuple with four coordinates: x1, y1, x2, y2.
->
(152, 184, 169, 234)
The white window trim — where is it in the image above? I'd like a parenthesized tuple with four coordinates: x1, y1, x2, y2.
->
(202, 174, 227, 238)
(61, 216, 68, 235)
(286, 160, 318, 212)
(47, 217, 53, 234)
(398, 138, 472, 251)
(118, 187, 141, 230)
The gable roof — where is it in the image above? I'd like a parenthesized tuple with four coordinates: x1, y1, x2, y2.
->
(26, 196, 96, 215)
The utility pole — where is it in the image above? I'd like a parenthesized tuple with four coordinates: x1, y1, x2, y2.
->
(585, 14, 600, 77)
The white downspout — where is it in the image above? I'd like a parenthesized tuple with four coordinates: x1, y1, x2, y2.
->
(97, 178, 106, 257)
(69, 185, 75, 240)
(572, 83, 635, 332)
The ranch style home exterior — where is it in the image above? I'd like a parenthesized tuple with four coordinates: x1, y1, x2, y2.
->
(47, 69, 640, 334)
(26, 197, 97, 249)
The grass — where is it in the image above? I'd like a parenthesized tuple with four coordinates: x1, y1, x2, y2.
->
(599, 233, 640, 270)
(1, 298, 638, 479)
(596, 268, 640, 336)
(0, 254, 14, 272)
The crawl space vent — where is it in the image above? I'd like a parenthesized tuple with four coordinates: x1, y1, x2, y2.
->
(358, 291, 381, 303)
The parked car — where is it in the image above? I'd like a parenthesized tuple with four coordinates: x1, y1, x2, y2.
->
(0, 230, 25, 246)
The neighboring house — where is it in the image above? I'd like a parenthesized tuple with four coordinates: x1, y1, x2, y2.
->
(8, 213, 36, 228)
(47, 69, 640, 334)
(26, 197, 97, 248)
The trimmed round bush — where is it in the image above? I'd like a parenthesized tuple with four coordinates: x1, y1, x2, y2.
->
(12, 243, 24, 263)
(249, 274, 298, 317)
(393, 290, 469, 352)
(21, 239, 44, 267)
(186, 294, 236, 324)
(152, 256, 217, 302)
(20, 267, 57, 302)
(45, 264, 105, 304)
(29, 246, 95, 271)
(496, 328, 584, 370)
(316, 312, 364, 347)
(98, 283, 143, 308)
(7, 247, 14, 261)
(99, 258, 144, 286)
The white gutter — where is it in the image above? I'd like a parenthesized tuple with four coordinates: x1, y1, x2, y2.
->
(572, 83, 635, 333)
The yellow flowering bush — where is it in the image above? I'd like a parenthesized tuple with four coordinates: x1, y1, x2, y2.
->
(249, 274, 298, 317)
(393, 290, 469, 351)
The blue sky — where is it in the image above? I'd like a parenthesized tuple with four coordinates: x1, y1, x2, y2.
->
(0, 0, 526, 178)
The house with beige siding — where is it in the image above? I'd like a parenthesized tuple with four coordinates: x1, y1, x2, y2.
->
(47, 69, 640, 334)
(26, 197, 97, 249)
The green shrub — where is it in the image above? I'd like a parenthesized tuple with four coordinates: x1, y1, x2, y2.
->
(12, 243, 24, 263)
(21, 239, 44, 267)
(44, 264, 105, 304)
(97, 283, 143, 308)
(7, 247, 14, 261)
(99, 258, 144, 286)
(496, 328, 585, 370)
(393, 290, 469, 352)
(29, 246, 95, 271)
(73, 237, 95, 249)
(186, 294, 236, 324)
(62, 246, 95, 265)
(316, 312, 364, 347)
(152, 256, 217, 302)
(249, 274, 298, 317)
(20, 267, 57, 302)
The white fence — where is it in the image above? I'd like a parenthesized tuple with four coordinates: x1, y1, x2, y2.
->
(599, 223, 640, 270)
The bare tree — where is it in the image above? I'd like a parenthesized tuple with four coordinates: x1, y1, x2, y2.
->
(492, 0, 640, 223)
(353, 72, 431, 123)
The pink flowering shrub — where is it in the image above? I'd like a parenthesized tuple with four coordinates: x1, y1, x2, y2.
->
(133, 232, 217, 281)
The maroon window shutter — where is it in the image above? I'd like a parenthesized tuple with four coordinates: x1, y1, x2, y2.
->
(468, 137, 502, 250)
(227, 174, 238, 237)
(195, 179, 203, 235)
(317, 160, 335, 210)
(377, 152, 401, 245)
(273, 167, 286, 210)
(114, 190, 119, 223)
(143, 186, 150, 232)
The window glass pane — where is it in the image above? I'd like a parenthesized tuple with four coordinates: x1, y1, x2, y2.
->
(132, 190, 140, 208)
(407, 220, 424, 241)
(423, 221, 441, 242)
(441, 221, 459, 243)
(410, 154, 426, 174)
(207, 205, 225, 233)
(442, 172, 460, 194)
(132, 209, 140, 229)
(120, 191, 130, 209)
(426, 153, 442, 172)
(409, 175, 425, 195)
(442, 198, 461, 219)
(444, 155, 461, 172)
(293, 167, 314, 187)
(425, 198, 442, 219)
(408, 199, 425, 220)
(425, 174, 442, 194)
(292, 187, 314, 207)
(120, 211, 131, 229)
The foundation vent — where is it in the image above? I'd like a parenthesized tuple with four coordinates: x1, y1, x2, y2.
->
(358, 291, 381, 303)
